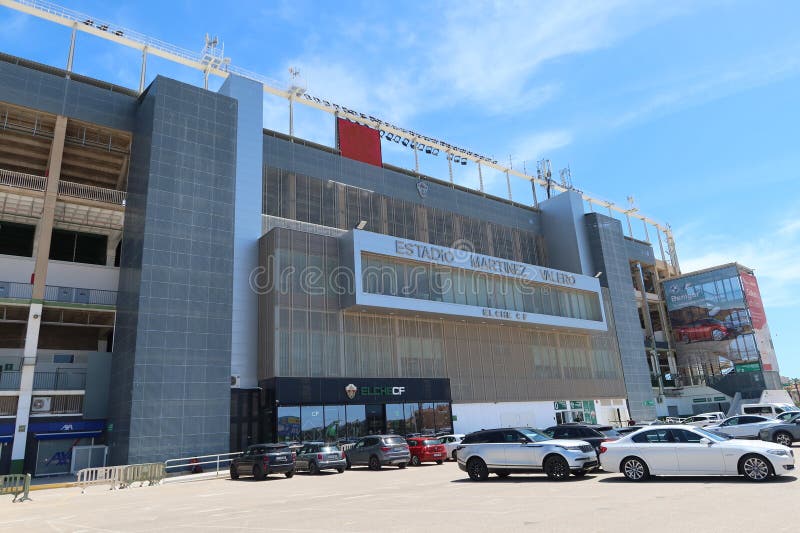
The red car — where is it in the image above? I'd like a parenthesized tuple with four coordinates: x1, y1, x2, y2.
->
(674, 318, 728, 343)
(406, 437, 447, 466)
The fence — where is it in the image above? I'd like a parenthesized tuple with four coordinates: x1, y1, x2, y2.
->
(0, 168, 46, 192)
(43, 285, 118, 307)
(164, 452, 242, 478)
(58, 180, 126, 206)
(0, 474, 32, 502)
(33, 371, 87, 391)
(0, 371, 21, 391)
(75, 463, 166, 493)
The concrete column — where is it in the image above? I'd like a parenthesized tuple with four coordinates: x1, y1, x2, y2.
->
(11, 115, 67, 473)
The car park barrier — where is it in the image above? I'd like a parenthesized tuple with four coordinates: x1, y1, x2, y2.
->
(75, 466, 125, 493)
(0, 473, 32, 502)
(118, 463, 166, 489)
(164, 451, 242, 478)
(339, 443, 356, 453)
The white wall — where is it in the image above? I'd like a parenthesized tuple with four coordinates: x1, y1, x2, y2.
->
(453, 401, 561, 434)
(0, 255, 119, 290)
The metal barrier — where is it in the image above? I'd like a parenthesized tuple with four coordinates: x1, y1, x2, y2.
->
(76, 466, 125, 493)
(118, 463, 166, 488)
(58, 179, 127, 206)
(339, 443, 356, 453)
(0, 474, 32, 502)
(164, 452, 242, 478)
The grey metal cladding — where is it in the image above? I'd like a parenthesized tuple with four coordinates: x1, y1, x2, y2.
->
(584, 212, 657, 421)
(110, 76, 237, 465)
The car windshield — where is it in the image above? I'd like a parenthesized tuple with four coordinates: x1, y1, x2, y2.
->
(601, 429, 622, 437)
(423, 439, 441, 445)
(383, 437, 405, 445)
(694, 428, 729, 442)
(520, 428, 553, 442)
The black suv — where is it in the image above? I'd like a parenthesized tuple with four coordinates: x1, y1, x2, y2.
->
(230, 443, 296, 480)
(543, 424, 615, 454)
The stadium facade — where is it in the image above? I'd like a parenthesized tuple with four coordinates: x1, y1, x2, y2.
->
(0, 50, 782, 475)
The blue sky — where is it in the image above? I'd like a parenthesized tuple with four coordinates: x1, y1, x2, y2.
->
(2, 1, 799, 377)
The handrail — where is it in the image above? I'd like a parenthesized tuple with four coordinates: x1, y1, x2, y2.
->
(0, 168, 46, 191)
(33, 370, 86, 391)
(58, 179, 126, 205)
(0, 371, 21, 391)
(164, 451, 243, 477)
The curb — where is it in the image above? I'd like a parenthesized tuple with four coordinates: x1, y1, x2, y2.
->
(29, 482, 77, 492)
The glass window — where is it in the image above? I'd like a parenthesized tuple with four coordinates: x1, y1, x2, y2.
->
(324, 405, 346, 442)
(434, 402, 452, 433)
(276, 406, 301, 442)
(345, 405, 367, 438)
(301, 405, 324, 442)
(386, 404, 405, 436)
(631, 429, 672, 443)
(404, 403, 420, 435)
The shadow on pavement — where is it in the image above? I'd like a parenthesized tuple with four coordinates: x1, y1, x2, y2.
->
(450, 474, 599, 483)
(598, 475, 798, 484)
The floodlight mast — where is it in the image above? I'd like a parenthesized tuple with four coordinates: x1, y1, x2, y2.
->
(0, 0, 680, 273)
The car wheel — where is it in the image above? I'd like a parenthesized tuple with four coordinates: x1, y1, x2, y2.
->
(544, 455, 570, 481)
(496, 472, 510, 478)
(572, 470, 587, 477)
(774, 432, 794, 447)
(466, 457, 489, 481)
(285, 470, 295, 479)
(741, 454, 772, 482)
(436, 460, 443, 465)
(711, 329, 725, 341)
(229, 465, 239, 480)
(252, 465, 265, 481)
(368, 455, 381, 471)
(337, 467, 345, 474)
(398, 463, 407, 469)
(451, 450, 458, 461)
(411, 456, 421, 466)
(621, 457, 649, 482)
(345, 457, 352, 470)
(309, 461, 320, 475)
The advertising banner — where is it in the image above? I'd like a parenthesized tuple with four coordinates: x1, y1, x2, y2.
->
(662, 266, 759, 376)
(740, 272, 779, 373)
(336, 118, 382, 167)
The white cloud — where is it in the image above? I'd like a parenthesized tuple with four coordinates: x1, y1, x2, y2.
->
(511, 130, 573, 162)
(677, 214, 800, 309)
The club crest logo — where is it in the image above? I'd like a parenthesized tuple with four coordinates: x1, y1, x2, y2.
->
(345, 383, 358, 400)
(416, 181, 429, 198)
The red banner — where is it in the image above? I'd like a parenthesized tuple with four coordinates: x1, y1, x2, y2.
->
(740, 272, 766, 329)
(337, 118, 382, 167)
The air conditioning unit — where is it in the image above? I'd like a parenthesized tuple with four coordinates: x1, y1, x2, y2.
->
(31, 396, 52, 412)
(230, 375, 241, 388)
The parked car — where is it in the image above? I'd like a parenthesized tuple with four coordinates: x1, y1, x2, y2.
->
(615, 426, 644, 436)
(345, 435, 410, 470)
(456, 427, 597, 481)
(741, 403, 799, 418)
(230, 443, 295, 480)
(295, 442, 347, 474)
(599, 425, 794, 482)
(683, 413, 724, 428)
(674, 318, 728, 343)
(407, 437, 447, 465)
(776, 411, 800, 423)
(439, 434, 465, 460)
(543, 424, 617, 454)
(705, 415, 781, 439)
(759, 416, 800, 447)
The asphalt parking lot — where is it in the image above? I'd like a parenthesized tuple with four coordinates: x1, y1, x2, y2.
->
(2, 462, 798, 532)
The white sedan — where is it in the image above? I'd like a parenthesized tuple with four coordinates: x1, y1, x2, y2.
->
(705, 415, 780, 438)
(599, 425, 794, 482)
(438, 434, 465, 460)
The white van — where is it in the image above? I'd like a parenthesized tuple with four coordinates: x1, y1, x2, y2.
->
(683, 412, 725, 427)
(740, 403, 799, 418)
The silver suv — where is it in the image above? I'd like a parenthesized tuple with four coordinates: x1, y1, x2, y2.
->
(457, 427, 597, 481)
(345, 435, 411, 470)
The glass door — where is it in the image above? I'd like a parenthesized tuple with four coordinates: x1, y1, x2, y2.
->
(365, 404, 385, 435)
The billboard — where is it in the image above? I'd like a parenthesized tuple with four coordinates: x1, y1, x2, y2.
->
(740, 272, 779, 373)
(662, 265, 759, 377)
(336, 118, 382, 167)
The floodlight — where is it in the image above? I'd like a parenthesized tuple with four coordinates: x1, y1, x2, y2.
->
(385, 133, 394, 141)
(355, 220, 367, 230)
(402, 138, 409, 147)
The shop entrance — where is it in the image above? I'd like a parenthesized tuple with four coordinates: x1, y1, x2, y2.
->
(366, 405, 384, 434)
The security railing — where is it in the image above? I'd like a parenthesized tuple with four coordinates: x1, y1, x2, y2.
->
(0, 168, 46, 192)
(0, 371, 21, 391)
(58, 180, 126, 206)
(164, 452, 243, 478)
(0, 281, 33, 300)
(0, 395, 18, 415)
(33, 371, 86, 391)
(43, 285, 117, 306)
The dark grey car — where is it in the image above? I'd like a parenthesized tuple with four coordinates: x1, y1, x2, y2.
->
(296, 442, 347, 474)
(345, 435, 410, 470)
(758, 413, 800, 447)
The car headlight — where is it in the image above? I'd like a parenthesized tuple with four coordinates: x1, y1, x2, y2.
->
(560, 446, 584, 451)
(767, 449, 790, 457)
